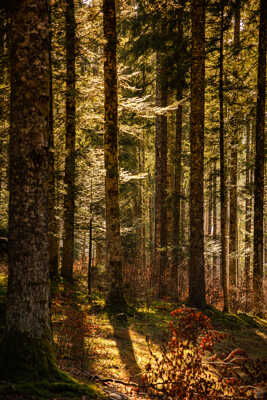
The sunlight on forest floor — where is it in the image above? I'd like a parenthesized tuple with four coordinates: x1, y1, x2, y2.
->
(1, 264, 267, 399)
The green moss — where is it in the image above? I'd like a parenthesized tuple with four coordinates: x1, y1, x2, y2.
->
(0, 330, 105, 399)
(0, 380, 104, 399)
(203, 306, 267, 329)
(0, 330, 66, 382)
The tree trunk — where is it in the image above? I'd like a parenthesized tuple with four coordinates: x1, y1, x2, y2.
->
(88, 217, 93, 299)
(208, 166, 213, 237)
(0, 9, 6, 198)
(244, 119, 252, 311)
(62, 0, 76, 285)
(219, 1, 228, 312)
(188, 0, 206, 308)
(253, 0, 266, 316)
(153, 53, 161, 291)
(149, 191, 154, 284)
(229, 0, 240, 310)
(88, 181, 93, 298)
(171, 9, 184, 302)
(0, 0, 58, 380)
(48, 1, 59, 288)
(212, 159, 217, 280)
(103, 0, 127, 311)
(154, 23, 169, 298)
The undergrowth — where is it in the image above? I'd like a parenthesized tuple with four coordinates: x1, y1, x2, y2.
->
(142, 307, 267, 399)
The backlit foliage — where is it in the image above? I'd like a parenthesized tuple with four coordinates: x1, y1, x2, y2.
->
(143, 307, 266, 399)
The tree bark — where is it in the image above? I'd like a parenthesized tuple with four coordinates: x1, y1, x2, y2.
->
(171, 7, 184, 302)
(253, 0, 266, 316)
(154, 22, 169, 298)
(0, 9, 6, 198)
(103, 0, 127, 311)
(62, 0, 76, 285)
(212, 159, 217, 279)
(48, 0, 59, 287)
(229, 0, 240, 310)
(244, 119, 252, 311)
(0, 0, 58, 380)
(88, 181, 93, 298)
(219, 0, 229, 312)
(188, 0, 206, 308)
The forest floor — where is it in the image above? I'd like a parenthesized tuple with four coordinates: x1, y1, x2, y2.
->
(0, 263, 267, 400)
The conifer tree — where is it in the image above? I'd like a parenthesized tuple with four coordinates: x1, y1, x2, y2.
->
(229, 0, 240, 310)
(188, 0, 206, 308)
(171, 4, 185, 301)
(48, 0, 59, 287)
(219, 0, 229, 312)
(253, 0, 266, 316)
(244, 119, 252, 311)
(155, 40, 169, 298)
(62, 0, 76, 285)
(103, 0, 127, 311)
(0, 0, 58, 379)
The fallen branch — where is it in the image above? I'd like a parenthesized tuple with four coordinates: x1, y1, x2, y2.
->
(76, 368, 254, 399)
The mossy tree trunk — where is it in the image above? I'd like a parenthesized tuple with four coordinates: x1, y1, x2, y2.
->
(0, 0, 58, 381)
(219, 0, 228, 312)
(48, 0, 59, 288)
(188, 0, 206, 309)
(103, 0, 127, 310)
(62, 0, 76, 285)
(253, 0, 266, 316)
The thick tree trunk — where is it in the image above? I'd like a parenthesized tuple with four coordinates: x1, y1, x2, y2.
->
(0, 0, 58, 380)
(253, 0, 266, 316)
(48, 1, 59, 287)
(62, 0, 76, 285)
(188, 0, 206, 308)
(103, 0, 126, 310)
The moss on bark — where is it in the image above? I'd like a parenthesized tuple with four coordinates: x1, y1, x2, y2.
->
(0, 331, 63, 382)
(0, 333, 103, 399)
